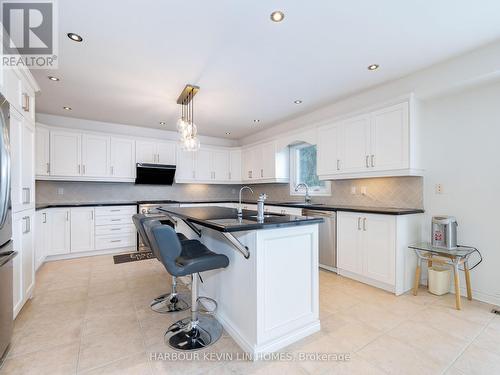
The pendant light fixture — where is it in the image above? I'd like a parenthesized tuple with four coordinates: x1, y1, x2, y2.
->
(176, 84, 200, 152)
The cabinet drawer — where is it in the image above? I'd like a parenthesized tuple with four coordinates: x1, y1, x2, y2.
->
(95, 224, 135, 236)
(95, 206, 136, 216)
(95, 215, 133, 226)
(95, 234, 136, 250)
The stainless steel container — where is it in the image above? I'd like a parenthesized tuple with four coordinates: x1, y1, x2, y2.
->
(432, 216, 458, 249)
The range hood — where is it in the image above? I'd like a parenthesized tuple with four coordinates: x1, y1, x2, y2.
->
(135, 163, 176, 185)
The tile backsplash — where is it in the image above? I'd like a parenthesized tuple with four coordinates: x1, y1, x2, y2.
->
(35, 181, 239, 204)
(36, 176, 423, 209)
(243, 176, 423, 209)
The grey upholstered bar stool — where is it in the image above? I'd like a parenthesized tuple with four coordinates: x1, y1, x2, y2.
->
(145, 220, 229, 350)
(132, 214, 190, 313)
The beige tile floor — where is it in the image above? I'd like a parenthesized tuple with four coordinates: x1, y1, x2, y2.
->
(1, 254, 499, 375)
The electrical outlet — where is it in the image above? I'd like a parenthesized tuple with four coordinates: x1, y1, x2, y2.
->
(435, 184, 443, 194)
(351, 186, 357, 195)
(361, 186, 367, 196)
(57, 187, 64, 195)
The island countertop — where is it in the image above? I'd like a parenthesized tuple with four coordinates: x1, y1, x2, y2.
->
(157, 206, 323, 233)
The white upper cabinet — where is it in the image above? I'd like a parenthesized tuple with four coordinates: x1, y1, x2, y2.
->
(229, 149, 242, 182)
(370, 102, 409, 172)
(110, 137, 135, 179)
(136, 140, 176, 165)
(81, 134, 110, 178)
(136, 140, 157, 164)
(157, 141, 176, 165)
(342, 115, 371, 173)
(210, 149, 229, 181)
(35, 125, 50, 176)
(317, 121, 342, 175)
(37, 126, 136, 182)
(317, 98, 421, 180)
(195, 148, 212, 181)
(242, 140, 289, 184)
(176, 147, 232, 183)
(50, 130, 82, 177)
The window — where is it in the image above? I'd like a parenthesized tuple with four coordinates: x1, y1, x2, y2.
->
(290, 143, 331, 196)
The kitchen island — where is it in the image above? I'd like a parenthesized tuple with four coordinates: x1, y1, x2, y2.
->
(158, 206, 322, 355)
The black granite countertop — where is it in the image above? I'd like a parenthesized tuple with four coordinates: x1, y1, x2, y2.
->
(157, 206, 323, 233)
(35, 199, 424, 215)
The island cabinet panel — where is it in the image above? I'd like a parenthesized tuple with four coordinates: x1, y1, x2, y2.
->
(184, 222, 320, 356)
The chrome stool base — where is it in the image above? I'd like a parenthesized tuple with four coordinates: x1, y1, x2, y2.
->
(150, 292, 190, 313)
(165, 315, 223, 351)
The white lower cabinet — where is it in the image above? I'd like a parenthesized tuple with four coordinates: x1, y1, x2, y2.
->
(337, 211, 422, 295)
(35, 210, 50, 270)
(47, 208, 71, 256)
(12, 210, 35, 317)
(70, 207, 95, 253)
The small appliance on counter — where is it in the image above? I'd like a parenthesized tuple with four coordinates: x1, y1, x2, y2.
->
(431, 216, 458, 249)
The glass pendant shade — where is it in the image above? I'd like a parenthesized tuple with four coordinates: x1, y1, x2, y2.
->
(176, 118, 188, 132)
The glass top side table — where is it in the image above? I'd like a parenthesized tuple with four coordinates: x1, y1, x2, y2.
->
(408, 242, 476, 310)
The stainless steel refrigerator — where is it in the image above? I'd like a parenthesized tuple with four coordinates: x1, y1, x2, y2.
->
(0, 96, 16, 364)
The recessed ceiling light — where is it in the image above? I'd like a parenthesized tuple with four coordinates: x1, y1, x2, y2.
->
(48, 75, 60, 81)
(270, 11, 285, 22)
(63, 106, 72, 111)
(253, 119, 260, 123)
(225, 132, 231, 135)
(294, 100, 302, 104)
(159, 121, 166, 125)
(367, 64, 379, 71)
(67, 33, 83, 42)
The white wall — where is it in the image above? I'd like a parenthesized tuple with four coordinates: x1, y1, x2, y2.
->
(240, 40, 500, 146)
(35, 113, 238, 147)
(421, 81, 500, 305)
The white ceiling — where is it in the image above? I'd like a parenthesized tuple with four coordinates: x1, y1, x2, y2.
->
(33, 0, 500, 139)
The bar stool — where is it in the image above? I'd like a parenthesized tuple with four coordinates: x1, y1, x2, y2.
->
(132, 214, 190, 313)
(145, 220, 229, 350)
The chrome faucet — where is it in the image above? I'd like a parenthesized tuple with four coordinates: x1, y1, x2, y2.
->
(295, 183, 311, 204)
(238, 186, 254, 217)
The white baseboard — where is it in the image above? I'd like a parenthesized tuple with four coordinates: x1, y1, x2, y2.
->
(44, 246, 136, 262)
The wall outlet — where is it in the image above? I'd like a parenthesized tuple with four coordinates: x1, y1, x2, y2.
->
(360, 186, 367, 196)
(350, 186, 357, 195)
(435, 184, 443, 194)
(57, 187, 64, 195)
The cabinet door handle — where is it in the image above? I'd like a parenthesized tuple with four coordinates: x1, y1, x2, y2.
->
(66, 211, 69, 221)
(110, 166, 114, 175)
(337, 159, 340, 170)
(371, 155, 375, 168)
(42, 212, 47, 223)
(228, 171, 231, 180)
(46, 163, 50, 173)
(22, 93, 30, 112)
(90, 210, 94, 220)
(110, 228, 121, 231)
(363, 217, 367, 231)
(110, 209, 121, 212)
(260, 169, 263, 178)
(22, 187, 30, 204)
(110, 219, 121, 222)
(83, 165, 86, 175)
(357, 217, 361, 230)
(365, 155, 370, 168)
(110, 239, 122, 243)
(78, 164, 81, 174)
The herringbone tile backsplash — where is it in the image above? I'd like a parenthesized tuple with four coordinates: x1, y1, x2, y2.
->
(244, 176, 423, 209)
(36, 176, 423, 209)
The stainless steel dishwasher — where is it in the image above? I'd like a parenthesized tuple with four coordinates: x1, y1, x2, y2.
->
(302, 209, 337, 272)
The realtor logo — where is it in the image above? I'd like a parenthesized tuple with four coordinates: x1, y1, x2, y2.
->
(1, 0, 58, 68)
